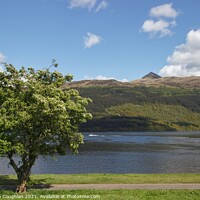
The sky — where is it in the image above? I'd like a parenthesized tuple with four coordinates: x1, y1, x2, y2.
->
(0, 0, 200, 82)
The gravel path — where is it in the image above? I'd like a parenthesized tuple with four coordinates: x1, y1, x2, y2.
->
(1, 184, 200, 191)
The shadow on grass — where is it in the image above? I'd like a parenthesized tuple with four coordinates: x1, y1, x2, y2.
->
(0, 175, 17, 191)
(0, 175, 52, 191)
(28, 178, 52, 190)
(0, 175, 17, 185)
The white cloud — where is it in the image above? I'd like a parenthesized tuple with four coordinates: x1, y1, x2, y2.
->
(142, 3, 179, 38)
(84, 75, 128, 82)
(95, 0, 108, 12)
(0, 52, 5, 72)
(68, 0, 96, 10)
(84, 32, 102, 48)
(0, 52, 5, 63)
(68, 0, 108, 11)
(150, 3, 179, 18)
(142, 19, 172, 37)
(159, 29, 200, 77)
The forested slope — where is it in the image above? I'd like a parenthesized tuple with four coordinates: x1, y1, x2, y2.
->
(65, 78, 200, 132)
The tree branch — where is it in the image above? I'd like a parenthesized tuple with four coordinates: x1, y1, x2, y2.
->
(7, 153, 19, 173)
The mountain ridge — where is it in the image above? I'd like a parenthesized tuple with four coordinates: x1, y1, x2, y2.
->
(131, 76, 200, 88)
(65, 75, 200, 89)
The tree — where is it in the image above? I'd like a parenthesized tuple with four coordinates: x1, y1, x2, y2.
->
(0, 61, 92, 193)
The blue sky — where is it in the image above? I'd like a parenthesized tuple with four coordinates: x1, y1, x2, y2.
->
(0, 0, 200, 81)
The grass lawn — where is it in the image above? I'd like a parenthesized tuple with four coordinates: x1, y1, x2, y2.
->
(0, 189, 200, 200)
(1, 174, 200, 185)
(1, 174, 200, 199)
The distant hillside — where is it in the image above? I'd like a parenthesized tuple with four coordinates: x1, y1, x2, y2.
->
(64, 76, 200, 132)
(65, 76, 200, 89)
(131, 76, 200, 88)
(64, 79, 131, 88)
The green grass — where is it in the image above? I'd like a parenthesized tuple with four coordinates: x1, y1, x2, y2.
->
(0, 189, 200, 200)
(1, 174, 200, 199)
(1, 174, 200, 185)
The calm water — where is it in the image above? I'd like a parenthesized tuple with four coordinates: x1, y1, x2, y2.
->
(1, 132, 200, 174)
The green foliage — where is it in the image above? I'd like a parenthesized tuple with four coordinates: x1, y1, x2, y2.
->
(105, 103, 200, 131)
(0, 62, 92, 191)
(0, 139, 25, 156)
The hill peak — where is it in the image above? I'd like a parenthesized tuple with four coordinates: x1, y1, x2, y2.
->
(142, 72, 161, 79)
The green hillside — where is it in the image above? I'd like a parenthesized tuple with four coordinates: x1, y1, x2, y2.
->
(67, 85, 200, 132)
(105, 103, 200, 131)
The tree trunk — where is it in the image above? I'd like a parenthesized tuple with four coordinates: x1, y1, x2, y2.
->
(8, 153, 36, 193)
(16, 180, 27, 193)
(16, 170, 30, 193)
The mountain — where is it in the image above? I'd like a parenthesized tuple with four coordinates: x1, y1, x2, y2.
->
(142, 72, 161, 79)
(131, 76, 200, 88)
(64, 79, 131, 88)
(64, 75, 200, 132)
(65, 75, 200, 89)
